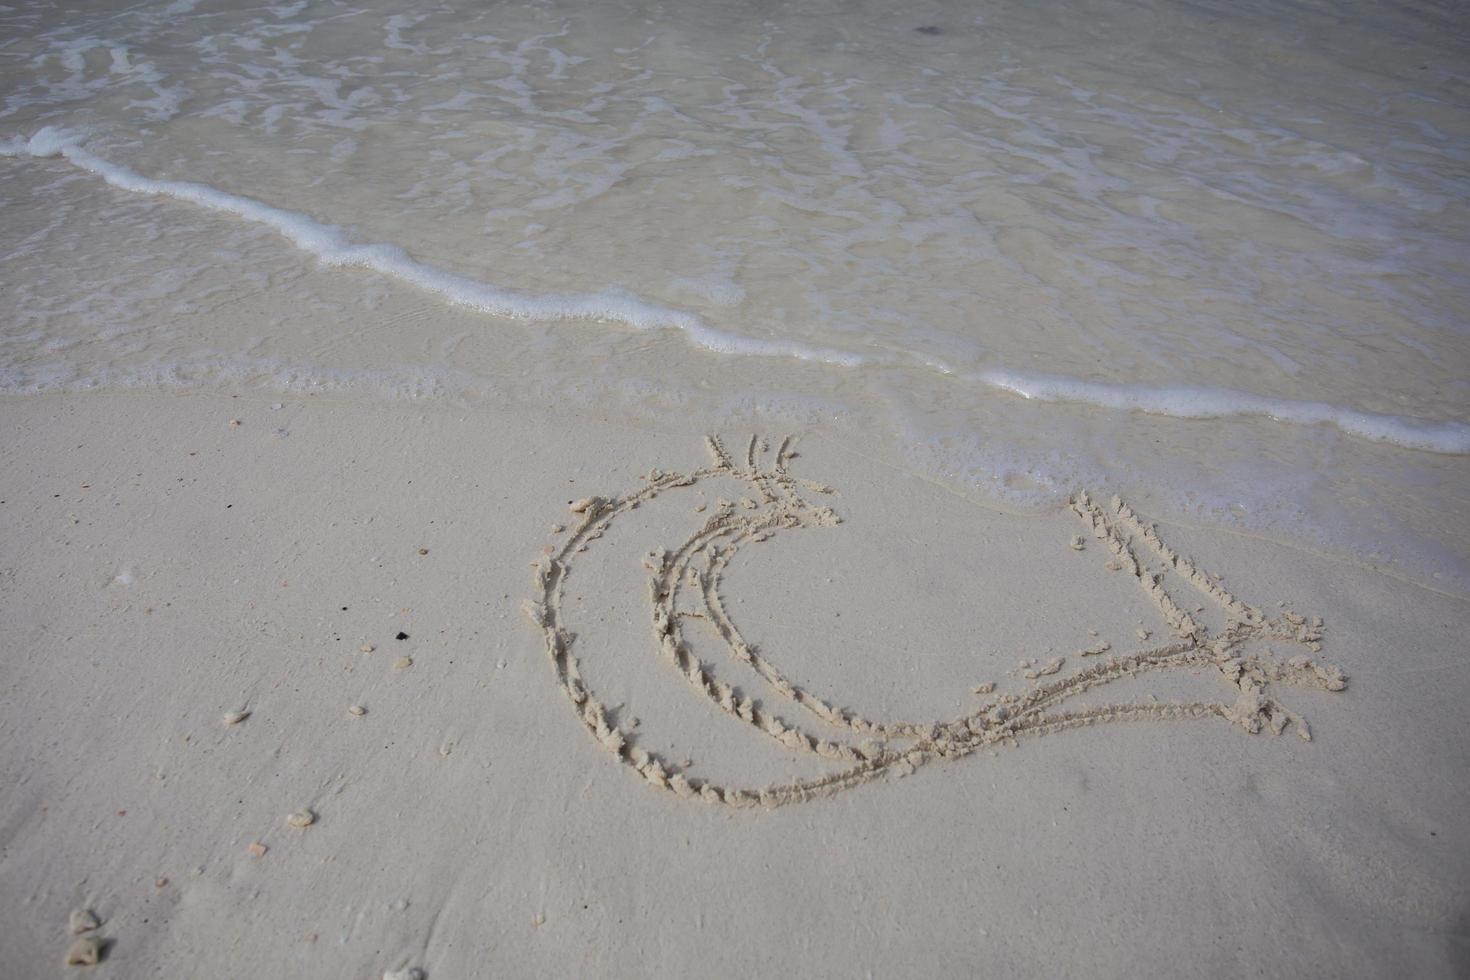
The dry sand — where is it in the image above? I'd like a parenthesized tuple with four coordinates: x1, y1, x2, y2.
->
(1, 389, 1467, 977)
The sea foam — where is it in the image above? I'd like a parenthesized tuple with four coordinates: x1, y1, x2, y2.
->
(5, 127, 1466, 456)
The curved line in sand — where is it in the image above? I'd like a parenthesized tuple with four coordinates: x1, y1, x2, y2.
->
(524, 436, 1347, 808)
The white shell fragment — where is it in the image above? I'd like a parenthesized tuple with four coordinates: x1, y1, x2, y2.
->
(286, 809, 316, 828)
(64, 937, 103, 966)
(222, 710, 250, 726)
(68, 908, 100, 935)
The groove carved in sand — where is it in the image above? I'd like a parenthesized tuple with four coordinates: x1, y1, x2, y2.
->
(523, 436, 1346, 808)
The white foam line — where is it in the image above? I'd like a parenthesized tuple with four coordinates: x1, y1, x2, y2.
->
(5, 127, 1467, 455)
(1, 127, 871, 370)
(978, 369, 1470, 455)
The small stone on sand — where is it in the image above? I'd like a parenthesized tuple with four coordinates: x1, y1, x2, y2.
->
(972, 682, 996, 695)
(247, 842, 267, 857)
(349, 704, 367, 716)
(64, 937, 103, 967)
(360, 644, 374, 653)
(228, 418, 241, 427)
(417, 547, 428, 555)
(286, 809, 316, 829)
(394, 657, 413, 670)
(383, 969, 425, 980)
(1069, 534, 1086, 550)
(68, 909, 100, 935)
(222, 710, 249, 726)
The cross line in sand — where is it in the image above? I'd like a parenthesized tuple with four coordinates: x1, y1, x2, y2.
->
(523, 436, 1346, 808)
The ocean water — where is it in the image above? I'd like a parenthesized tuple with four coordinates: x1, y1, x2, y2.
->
(2, 0, 1467, 590)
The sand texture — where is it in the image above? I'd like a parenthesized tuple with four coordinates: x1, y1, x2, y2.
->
(1, 390, 1467, 977)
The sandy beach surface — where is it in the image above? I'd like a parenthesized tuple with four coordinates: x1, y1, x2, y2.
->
(2, 389, 1466, 977)
(4, 0, 1470, 974)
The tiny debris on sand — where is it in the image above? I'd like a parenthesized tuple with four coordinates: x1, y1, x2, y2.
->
(395, 631, 409, 641)
(417, 547, 428, 555)
(68, 909, 100, 935)
(1136, 628, 1151, 640)
(348, 704, 367, 716)
(228, 418, 241, 427)
(286, 809, 316, 829)
(247, 842, 267, 857)
(222, 710, 249, 726)
(383, 968, 425, 980)
(972, 682, 996, 695)
(550, 523, 565, 533)
(1024, 657, 1065, 679)
(360, 644, 374, 653)
(1069, 534, 1086, 550)
(64, 937, 103, 967)
(394, 656, 413, 670)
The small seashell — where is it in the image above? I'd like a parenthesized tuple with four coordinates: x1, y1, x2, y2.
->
(222, 710, 249, 726)
(64, 936, 103, 967)
(228, 418, 241, 427)
(68, 909, 100, 935)
(248, 842, 267, 857)
(286, 809, 315, 829)
(1069, 534, 1086, 550)
(348, 704, 366, 716)
(360, 644, 374, 653)
(394, 657, 413, 670)
(417, 547, 428, 555)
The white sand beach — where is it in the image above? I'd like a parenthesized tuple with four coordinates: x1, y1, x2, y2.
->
(2, 0, 1468, 975)
(2, 389, 1467, 976)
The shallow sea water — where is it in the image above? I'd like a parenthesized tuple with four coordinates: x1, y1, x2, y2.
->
(1, 0, 1467, 589)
